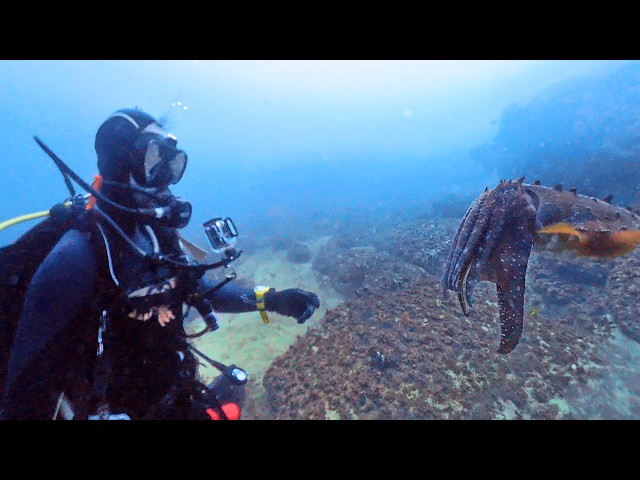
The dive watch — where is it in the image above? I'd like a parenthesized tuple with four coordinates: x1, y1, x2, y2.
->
(253, 285, 271, 324)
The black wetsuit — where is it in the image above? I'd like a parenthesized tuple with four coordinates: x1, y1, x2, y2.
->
(2, 217, 261, 420)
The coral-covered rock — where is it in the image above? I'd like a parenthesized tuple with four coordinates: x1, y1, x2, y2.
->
(525, 251, 612, 328)
(263, 276, 614, 419)
(312, 218, 457, 296)
(286, 242, 312, 263)
(371, 217, 460, 276)
(270, 236, 293, 252)
(312, 242, 429, 298)
(253, 194, 640, 420)
(607, 250, 640, 343)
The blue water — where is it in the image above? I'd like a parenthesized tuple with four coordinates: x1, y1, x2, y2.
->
(0, 59, 623, 247)
(5, 59, 640, 420)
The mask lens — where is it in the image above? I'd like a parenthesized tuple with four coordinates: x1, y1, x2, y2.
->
(141, 138, 187, 187)
(144, 142, 162, 181)
(168, 151, 187, 184)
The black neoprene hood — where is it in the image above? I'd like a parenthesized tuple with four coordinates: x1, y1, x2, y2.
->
(95, 108, 159, 182)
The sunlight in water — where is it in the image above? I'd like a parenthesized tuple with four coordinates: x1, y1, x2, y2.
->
(190, 60, 553, 99)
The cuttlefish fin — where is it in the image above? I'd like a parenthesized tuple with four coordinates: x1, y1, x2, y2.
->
(539, 223, 640, 257)
(605, 230, 640, 256)
(537, 222, 581, 237)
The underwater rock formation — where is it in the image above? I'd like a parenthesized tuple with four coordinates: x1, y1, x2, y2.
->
(259, 195, 640, 419)
(429, 192, 480, 220)
(470, 61, 640, 207)
(312, 240, 429, 298)
(286, 242, 312, 263)
(312, 218, 457, 296)
(526, 250, 612, 326)
(607, 249, 640, 343)
(263, 276, 614, 419)
(370, 218, 460, 277)
(269, 235, 294, 252)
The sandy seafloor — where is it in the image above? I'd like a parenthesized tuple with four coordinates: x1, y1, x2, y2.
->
(187, 235, 640, 420)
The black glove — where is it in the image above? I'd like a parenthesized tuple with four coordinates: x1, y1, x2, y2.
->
(265, 288, 320, 324)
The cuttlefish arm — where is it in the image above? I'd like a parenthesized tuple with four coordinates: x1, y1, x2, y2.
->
(441, 179, 640, 354)
(441, 178, 537, 354)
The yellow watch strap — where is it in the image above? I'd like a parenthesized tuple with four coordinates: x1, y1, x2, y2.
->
(254, 286, 270, 324)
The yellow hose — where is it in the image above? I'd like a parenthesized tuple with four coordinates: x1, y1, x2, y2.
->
(0, 201, 72, 232)
(0, 210, 51, 231)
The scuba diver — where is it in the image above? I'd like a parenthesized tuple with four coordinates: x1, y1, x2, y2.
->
(0, 108, 320, 420)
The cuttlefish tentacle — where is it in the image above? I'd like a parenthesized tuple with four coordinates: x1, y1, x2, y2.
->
(441, 192, 488, 296)
(443, 181, 537, 353)
(441, 179, 640, 354)
(451, 187, 515, 313)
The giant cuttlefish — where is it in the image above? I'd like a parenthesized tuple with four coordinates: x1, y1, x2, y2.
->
(441, 178, 640, 354)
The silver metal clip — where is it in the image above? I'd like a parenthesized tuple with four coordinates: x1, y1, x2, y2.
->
(97, 310, 108, 357)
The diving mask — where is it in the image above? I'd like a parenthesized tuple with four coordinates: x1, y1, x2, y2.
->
(135, 124, 188, 188)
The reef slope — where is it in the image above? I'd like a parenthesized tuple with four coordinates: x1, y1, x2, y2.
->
(263, 275, 617, 419)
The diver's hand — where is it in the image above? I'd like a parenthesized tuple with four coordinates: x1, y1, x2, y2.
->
(265, 288, 320, 324)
